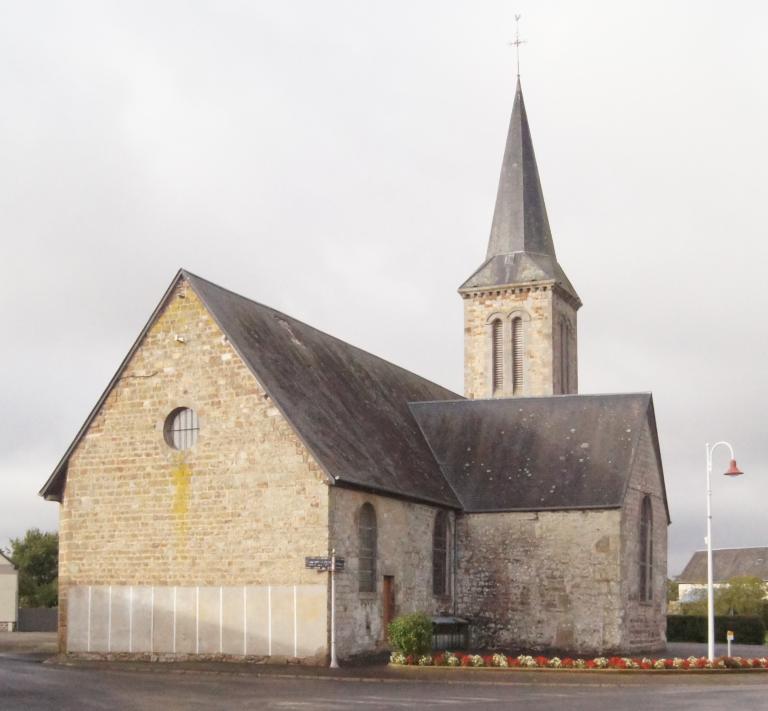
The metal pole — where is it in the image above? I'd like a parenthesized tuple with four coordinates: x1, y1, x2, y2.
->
(329, 549, 339, 668)
(706, 443, 715, 662)
(705, 440, 738, 663)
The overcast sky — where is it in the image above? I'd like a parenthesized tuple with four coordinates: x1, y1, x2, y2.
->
(1, 1, 766, 575)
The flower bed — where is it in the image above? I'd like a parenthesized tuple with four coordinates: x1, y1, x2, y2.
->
(389, 652, 768, 671)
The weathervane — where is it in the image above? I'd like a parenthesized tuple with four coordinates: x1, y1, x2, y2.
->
(509, 14, 526, 77)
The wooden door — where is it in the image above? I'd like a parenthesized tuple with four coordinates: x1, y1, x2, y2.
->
(382, 575, 395, 635)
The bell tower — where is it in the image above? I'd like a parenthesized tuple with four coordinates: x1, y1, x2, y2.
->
(459, 77, 581, 399)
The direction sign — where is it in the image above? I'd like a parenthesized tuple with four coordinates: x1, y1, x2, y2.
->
(305, 556, 345, 572)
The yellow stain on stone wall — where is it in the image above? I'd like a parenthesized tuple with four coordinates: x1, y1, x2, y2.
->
(171, 455, 192, 541)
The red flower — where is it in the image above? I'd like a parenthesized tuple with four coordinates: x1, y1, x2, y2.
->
(433, 654, 445, 667)
(608, 657, 626, 669)
(483, 655, 493, 666)
(509, 657, 521, 667)
(460, 655, 472, 667)
(640, 661, 651, 670)
(535, 656, 548, 667)
(586, 660, 596, 669)
(663, 659, 674, 669)
(681, 660, 690, 669)
(695, 658, 708, 669)
(562, 658, 574, 668)
(740, 658, 751, 668)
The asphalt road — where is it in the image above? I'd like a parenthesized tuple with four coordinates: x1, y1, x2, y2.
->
(3, 652, 768, 711)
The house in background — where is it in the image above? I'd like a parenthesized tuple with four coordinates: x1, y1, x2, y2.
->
(677, 547, 768, 602)
(0, 551, 18, 631)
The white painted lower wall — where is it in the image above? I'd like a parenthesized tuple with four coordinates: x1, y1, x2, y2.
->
(0, 570, 18, 631)
(66, 585, 326, 659)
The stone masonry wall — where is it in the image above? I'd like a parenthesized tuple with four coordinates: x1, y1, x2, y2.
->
(619, 419, 668, 652)
(552, 295, 578, 395)
(462, 284, 577, 398)
(329, 487, 455, 658)
(58, 278, 330, 657)
(456, 508, 624, 654)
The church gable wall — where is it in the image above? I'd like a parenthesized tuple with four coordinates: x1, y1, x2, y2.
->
(619, 419, 667, 651)
(58, 279, 329, 659)
(329, 487, 455, 658)
(456, 508, 624, 654)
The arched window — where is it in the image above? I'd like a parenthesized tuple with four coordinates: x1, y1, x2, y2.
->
(511, 317, 523, 395)
(491, 319, 503, 394)
(639, 496, 653, 601)
(560, 318, 570, 394)
(358, 503, 377, 593)
(432, 511, 449, 596)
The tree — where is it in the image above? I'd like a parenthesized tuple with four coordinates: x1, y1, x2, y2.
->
(666, 579, 680, 602)
(715, 575, 766, 616)
(8, 529, 58, 607)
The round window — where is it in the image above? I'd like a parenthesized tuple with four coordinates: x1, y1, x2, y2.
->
(164, 407, 199, 450)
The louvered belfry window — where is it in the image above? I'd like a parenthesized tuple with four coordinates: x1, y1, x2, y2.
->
(560, 319, 570, 394)
(164, 407, 199, 450)
(358, 503, 377, 593)
(491, 319, 504, 394)
(639, 496, 653, 601)
(511, 317, 523, 395)
(432, 511, 449, 596)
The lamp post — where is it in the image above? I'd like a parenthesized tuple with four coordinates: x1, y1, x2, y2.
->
(705, 441, 743, 662)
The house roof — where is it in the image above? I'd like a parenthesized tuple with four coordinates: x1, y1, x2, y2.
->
(410, 393, 667, 515)
(678, 547, 768, 584)
(40, 270, 463, 508)
(0, 550, 16, 570)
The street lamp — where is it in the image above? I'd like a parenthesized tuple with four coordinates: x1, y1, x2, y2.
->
(705, 441, 743, 662)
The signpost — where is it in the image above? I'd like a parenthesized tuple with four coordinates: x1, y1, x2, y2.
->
(727, 629, 734, 657)
(305, 551, 343, 667)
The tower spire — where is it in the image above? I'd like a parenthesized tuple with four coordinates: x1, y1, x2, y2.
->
(459, 64, 579, 302)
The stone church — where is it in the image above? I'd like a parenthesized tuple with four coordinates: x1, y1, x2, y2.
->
(41, 78, 669, 661)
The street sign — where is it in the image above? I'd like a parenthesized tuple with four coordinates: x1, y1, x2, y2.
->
(727, 630, 734, 641)
(305, 556, 331, 570)
(305, 556, 345, 572)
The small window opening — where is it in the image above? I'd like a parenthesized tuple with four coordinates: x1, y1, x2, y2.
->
(164, 407, 199, 450)
(433, 511, 449, 596)
(639, 495, 653, 601)
(359, 503, 377, 593)
(491, 319, 503, 394)
(511, 317, 523, 395)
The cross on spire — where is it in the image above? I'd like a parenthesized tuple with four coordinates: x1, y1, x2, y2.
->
(509, 14, 526, 77)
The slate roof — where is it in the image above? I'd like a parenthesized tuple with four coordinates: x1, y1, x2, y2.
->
(459, 77, 579, 303)
(0, 550, 16, 570)
(678, 548, 768, 584)
(410, 393, 665, 514)
(460, 252, 578, 301)
(41, 271, 665, 517)
(40, 270, 463, 508)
